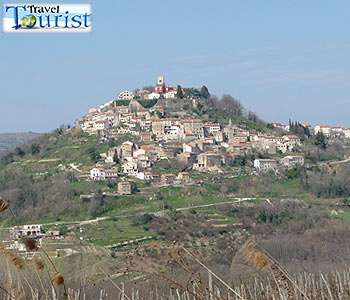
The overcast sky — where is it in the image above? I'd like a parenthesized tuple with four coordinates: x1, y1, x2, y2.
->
(1, 0, 350, 133)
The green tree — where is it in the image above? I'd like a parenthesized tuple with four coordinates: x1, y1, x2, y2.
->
(113, 152, 120, 164)
(30, 143, 40, 155)
(185, 88, 200, 98)
(156, 191, 164, 201)
(130, 182, 138, 194)
(289, 120, 311, 140)
(90, 150, 100, 163)
(15, 147, 25, 157)
(233, 156, 246, 166)
(315, 132, 326, 149)
(1, 153, 14, 165)
(200, 85, 210, 99)
(285, 167, 301, 179)
(176, 85, 184, 99)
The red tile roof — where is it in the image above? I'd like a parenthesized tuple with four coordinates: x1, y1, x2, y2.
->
(204, 123, 220, 126)
(285, 135, 299, 139)
(181, 119, 202, 123)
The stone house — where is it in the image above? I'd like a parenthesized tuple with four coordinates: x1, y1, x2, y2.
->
(280, 155, 304, 168)
(254, 159, 278, 172)
(194, 152, 222, 171)
(118, 181, 131, 195)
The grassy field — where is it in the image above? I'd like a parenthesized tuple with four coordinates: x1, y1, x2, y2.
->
(75, 217, 155, 246)
(12, 133, 109, 175)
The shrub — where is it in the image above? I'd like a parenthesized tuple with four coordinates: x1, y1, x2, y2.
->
(137, 99, 158, 108)
(132, 213, 153, 226)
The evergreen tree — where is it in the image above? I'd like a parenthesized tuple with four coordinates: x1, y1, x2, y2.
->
(176, 85, 184, 99)
(200, 85, 210, 99)
(113, 152, 120, 164)
(315, 132, 326, 149)
(89, 149, 101, 162)
(15, 147, 25, 157)
(30, 143, 40, 155)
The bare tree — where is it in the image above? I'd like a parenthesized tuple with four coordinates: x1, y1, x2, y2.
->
(218, 94, 244, 116)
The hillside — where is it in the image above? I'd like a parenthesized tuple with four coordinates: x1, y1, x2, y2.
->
(0, 132, 42, 153)
(1, 92, 350, 298)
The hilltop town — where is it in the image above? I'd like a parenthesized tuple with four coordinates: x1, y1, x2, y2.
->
(2, 76, 349, 236)
(73, 76, 350, 191)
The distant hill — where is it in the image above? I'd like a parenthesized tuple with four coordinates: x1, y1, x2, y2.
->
(0, 132, 42, 153)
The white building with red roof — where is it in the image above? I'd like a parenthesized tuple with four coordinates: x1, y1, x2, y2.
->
(203, 123, 221, 134)
(183, 143, 200, 153)
(137, 171, 154, 180)
(95, 120, 110, 130)
(283, 135, 301, 147)
(331, 126, 343, 137)
(343, 128, 350, 139)
(90, 167, 106, 181)
(271, 122, 288, 130)
(88, 107, 98, 114)
(314, 125, 331, 137)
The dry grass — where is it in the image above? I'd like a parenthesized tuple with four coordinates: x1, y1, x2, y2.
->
(0, 197, 8, 212)
(1, 193, 349, 299)
(34, 259, 45, 271)
(51, 271, 64, 287)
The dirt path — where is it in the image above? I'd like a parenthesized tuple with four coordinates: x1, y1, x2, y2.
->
(37, 158, 61, 162)
(1, 197, 260, 229)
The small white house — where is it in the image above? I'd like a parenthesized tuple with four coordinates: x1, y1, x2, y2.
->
(283, 135, 301, 147)
(164, 125, 183, 140)
(254, 159, 278, 172)
(164, 91, 177, 99)
(133, 148, 146, 157)
(280, 155, 304, 168)
(343, 128, 350, 139)
(94, 120, 109, 130)
(121, 161, 138, 175)
(183, 143, 200, 153)
(183, 143, 195, 153)
(118, 90, 134, 100)
(331, 126, 343, 137)
(90, 168, 117, 181)
(90, 168, 105, 181)
(204, 123, 221, 134)
(105, 156, 114, 164)
(146, 92, 161, 100)
(11, 225, 43, 238)
(137, 172, 154, 180)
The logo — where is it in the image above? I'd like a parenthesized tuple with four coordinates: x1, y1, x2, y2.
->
(2, 3, 92, 33)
